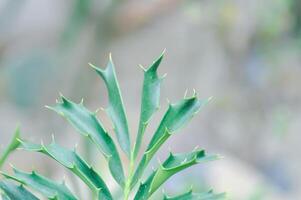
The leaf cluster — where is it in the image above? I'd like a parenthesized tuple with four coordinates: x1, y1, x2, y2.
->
(0, 52, 225, 200)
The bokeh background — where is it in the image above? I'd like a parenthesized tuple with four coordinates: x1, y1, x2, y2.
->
(0, 0, 300, 199)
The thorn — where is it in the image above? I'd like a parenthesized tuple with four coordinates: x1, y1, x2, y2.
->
(88, 62, 96, 68)
(97, 106, 105, 112)
(193, 145, 199, 151)
(9, 163, 14, 168)
(192, 88, 197, 97)
(89, 63, 103, 73)
(161, 73, 167, 79)
(161, 48, 166, 56)
(74, 143, 79, 152)
(157, 158, 162, 165)
(63, 175, 66, 184)
(109, 52, 113, 61)
(40, 140, 44, 146)
(184, 89, 188, 99)
(207, 96, 214, 102)
(139, 64, 146, 71)
(80, 98, 84, 105)
(166, 98, 170, 104)
(95, 107, 101, 114)
(51, 134, 55, 143)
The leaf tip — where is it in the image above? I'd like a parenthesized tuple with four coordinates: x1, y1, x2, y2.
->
(51, 134, 56, 144)
(207, 96, 214, 103)
(160, 73, 167, 80)
(139, 64, 147, 72)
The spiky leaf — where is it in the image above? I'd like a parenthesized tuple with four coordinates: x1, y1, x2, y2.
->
(89, 56, 131, 157)
(133, 52, 165, 159)
(18, 140, 112, 200)
(2, 168, 77, 200)
(0, 127, 20, 168)
(0, 180, 38, 200)
(132, 96, 210, 187)
(134, 149, 219, 199)
(47, 96, 125, 187)
(163, 190, 226, 200)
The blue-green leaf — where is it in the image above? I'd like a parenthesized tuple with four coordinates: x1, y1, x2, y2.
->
(133, 52, 165, 159)
(89, 56, 131, 157)
(1, 193, 10, 200)
(47, 96, 125, 187)
(0, 127, 20, 169)
(134, 149, 219, 199)
(132, 96, 210, 187)
(2, 168, 77, 200)
(18, 140, 113, 200)
(163, 190, 226, 200)
(0, 180, 38, 200)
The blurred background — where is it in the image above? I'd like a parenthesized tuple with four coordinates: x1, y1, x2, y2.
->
(0, 0, 300, 199)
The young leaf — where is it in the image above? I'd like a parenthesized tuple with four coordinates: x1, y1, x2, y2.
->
(47, 95, 125, 187)
(2, 168, 77, 200)
(131, 96, 210, 187)
(0, 127, 21, 169)
(163, 190, 226, 200)
(0, 180, 38, 200)
(133, 52, 165, 159)
(134, 149, 219, 199)
(18, 140, 113, 200)
(90, 56, 131, 157)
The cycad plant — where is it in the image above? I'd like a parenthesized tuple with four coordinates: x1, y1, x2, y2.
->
(0, 52, 225, 200)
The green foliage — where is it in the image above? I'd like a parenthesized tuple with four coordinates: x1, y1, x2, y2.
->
(0, 127, 20, 169)
(163, 190, 226, 200)
(2, 168, 77, 200)
(0, 52, 225, 200)
(46, 95, 125, 187)
(0, 180, 38, 200)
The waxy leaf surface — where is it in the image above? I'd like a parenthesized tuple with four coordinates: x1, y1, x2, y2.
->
(132, 96, 210, 187)
(19, 140, 112, 200)
(134, 149, 219, 199)
(47, 96, 125, 187)
(90, 57, 131, 157)
(2, 168, 77, 200)
(0, 180, 38, 200)
(133, 52, 164, 159)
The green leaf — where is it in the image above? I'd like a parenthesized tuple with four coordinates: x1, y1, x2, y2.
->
(89, 56, 131, 157)
(2, 168, 77, 200)
(18, 140, 113, 200)
(0, 127, 21, 169)
(134, 149, 219, 199)
(46, 95, 125, 187)
(133, 51, 165, 159)
(132, 96, 210, 188)
(0, 180, 38, 200)
(163, 190, 226, 200)
(1, 193, 10, 200)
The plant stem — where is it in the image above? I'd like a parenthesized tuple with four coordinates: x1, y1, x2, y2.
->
(124, 153, 135, 200)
